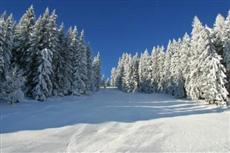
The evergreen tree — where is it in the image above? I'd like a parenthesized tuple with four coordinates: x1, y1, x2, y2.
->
(180, 33, 191, 96)
(138, 49, 153, 93)
(186, 16, 204, 98)
(132, 53, 139, 92)
(31, 48, 53, 101)
(86, 45, 93, 92)
(0, 14, 5, 77)
(27, 8, 56, 99)
(115, 54, 126, 90)
(13, 6, 35, 72)
(163, 41, 174, 94)
(78, 30, 88, 94)
(54, 23, 71, 95)
(0, 66, 24, 104)
(150, 47, 159, 92)
(122, 53, 134, 92)
(67, 26, 83, 95)
(213, 14, 225, 56)
(158, 46, 165, 92)
(92, 52, 101, 91)
(2, 14, 14, 78)
(110, 67, 117, 87)
(223, 11, 230, 93)
(189, 28, 228, 104)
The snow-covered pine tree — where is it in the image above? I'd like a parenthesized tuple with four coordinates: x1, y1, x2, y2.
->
(150, 47, 158, 92)
(86, 45, 93, 92)
(170, 39, 186, 98)
(0, 13, 24, 104)
(122, 53, 134, 92)
(213, 14, 225, 56)
(157, 46, 165, 92)
(92, 52, 101, 91)
(163, 40, 174, 94)
(47, 10, 59, 96)
(13, 5, 35, 72)
(186, 16, 204, 98)
(121, 53, 130, 90)
(67, 26, 83, 95)
(180, 33, 191, 97)
(31, 48, 53, 101)
(115, 54, 126, 90)
(0, 66, 24, 104)
(138, 49, 153, 93)
(2, 14, 14, 79)
(132, 53, 139, 92)
(27, 8, 56, 99)
(78, 30, 88, 94)
(53, 23, 71, 95)
(190, 28, 228, 104)
(151, 46, 164, 92)
(223, 11, 230, 93)
(0, 14, 5, 77)
(110, 67, 117, 87)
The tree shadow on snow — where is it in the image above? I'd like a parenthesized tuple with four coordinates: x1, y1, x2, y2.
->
(0, 88, 229, 133)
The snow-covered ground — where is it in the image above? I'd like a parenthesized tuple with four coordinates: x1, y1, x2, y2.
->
(1, 88, 230, 153)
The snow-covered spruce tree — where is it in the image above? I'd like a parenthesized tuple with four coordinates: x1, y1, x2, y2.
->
(0, 66, 24, 104)
(186, 16, 204, 98)
(138, 49, 153, 93)
(151, 46, 164, 92)
(180, 33, 191, 81)
(114, 54, 126, 90)
(158, 46, 165, 92)
(2, 14, 14, 78)
(67, 26, 83, 95)
(13, 5, 35, 72)
(213, 14, 225, 56)
(179, 33, 191, 97)
(47, 10, 60, 96)
(131, 53, 139, 92)
(0, 14, 5, 77)
(223, 11, 230, 93)
(150, 47, 159, 92)
(110, 67, 117, 87)
(163, 40, 174, 94)
(53, 23, 71, 95)
(92, 52, 101, 91)
(0, 14, 14, 82)
(121, 53, 130, 90)
(170, 39, 186, 98)
(27, 8, 56, 100)
(189, 28, 228, 104)
(86, 45, 94, 92)
(122, 53, 135, 92)
(0, 14, 6, 93)
(31, 48, 53, 101)
(78, 30, 88, 94)
(0, 13, 25, 104)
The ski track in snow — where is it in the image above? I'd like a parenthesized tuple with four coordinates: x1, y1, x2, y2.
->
(0, 88, 230, 153)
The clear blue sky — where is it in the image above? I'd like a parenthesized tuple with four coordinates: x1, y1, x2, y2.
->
(0, 0, 230, 77)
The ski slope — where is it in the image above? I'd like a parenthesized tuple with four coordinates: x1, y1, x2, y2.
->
(1, 88, 230, 153)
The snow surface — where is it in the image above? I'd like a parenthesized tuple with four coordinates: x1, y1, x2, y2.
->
(1, 88, 230, 153)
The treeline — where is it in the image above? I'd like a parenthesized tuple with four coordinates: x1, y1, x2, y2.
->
(111, 12, 230, 105)
(0, 6, 101, 103)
